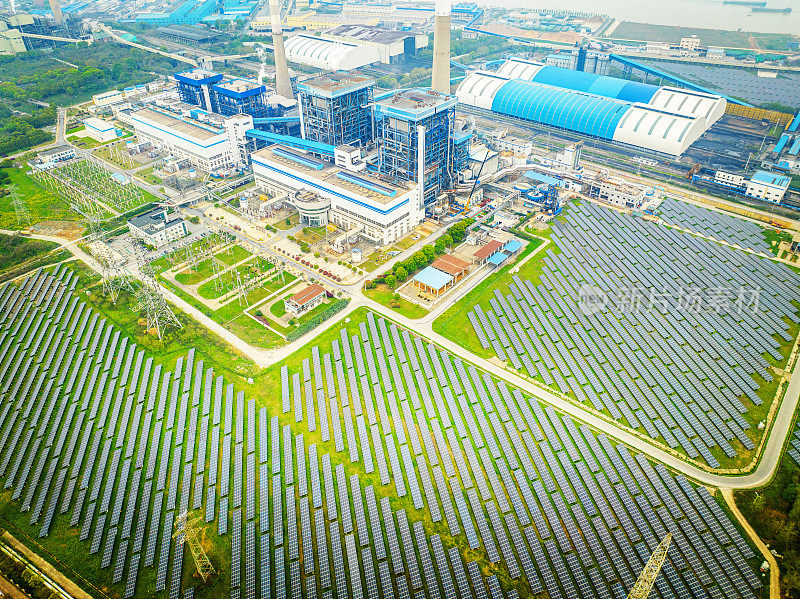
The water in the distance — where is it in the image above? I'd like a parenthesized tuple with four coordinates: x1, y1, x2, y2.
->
(478, 0, 800, 35)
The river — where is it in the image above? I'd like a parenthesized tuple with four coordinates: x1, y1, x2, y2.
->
(478, 0, 800, 35)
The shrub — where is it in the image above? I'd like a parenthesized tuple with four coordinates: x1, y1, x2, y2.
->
(386, 274, 396, 288)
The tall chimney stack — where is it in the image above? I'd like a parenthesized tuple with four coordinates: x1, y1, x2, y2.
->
(49, 0, 64, 25)
(430, 0, 451, 95)
(270, 0, 293, 98)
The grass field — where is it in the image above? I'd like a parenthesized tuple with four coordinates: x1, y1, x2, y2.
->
(215, 245, 252, 266)
(0, 233, 68, 283)
(273, 213, 299, 231)
(0, 167, 77, 230)
(364, 284, 430, 319)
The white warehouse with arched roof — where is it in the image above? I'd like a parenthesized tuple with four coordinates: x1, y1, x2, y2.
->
(489, 58, 727, 126)
(456, 70, 712, 157)
(284, 34, 380, 71)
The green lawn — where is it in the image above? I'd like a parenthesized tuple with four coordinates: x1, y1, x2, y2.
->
(66, 135, 101, 149)
(215, 244, 252, 266)
(270, 297, 287, 317)
(65, 125, 84, 135)
(274, 213, 299, 230)
(174, 258, 214, 285)
(0, 233, 69, 282)
(364, 284, 429, 319)
(0, 167, 77, 230)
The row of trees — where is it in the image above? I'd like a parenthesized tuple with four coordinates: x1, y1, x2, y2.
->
(367, 219, 474, 289)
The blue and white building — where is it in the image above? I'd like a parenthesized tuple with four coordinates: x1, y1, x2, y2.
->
(745, 170, 791, 203)
(457, 58, 727, 157)
(82, 117, 118, 143)
(130, 101, 253, 173)
(252, 144, 421, 245)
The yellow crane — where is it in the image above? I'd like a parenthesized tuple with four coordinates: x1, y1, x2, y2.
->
(627, 533, 672, 599)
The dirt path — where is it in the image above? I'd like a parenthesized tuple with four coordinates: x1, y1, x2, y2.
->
(720, 488, 777, 599)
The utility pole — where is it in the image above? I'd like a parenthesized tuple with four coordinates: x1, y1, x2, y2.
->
(174, 512, 215, 582)
(627, 534, 672, 599)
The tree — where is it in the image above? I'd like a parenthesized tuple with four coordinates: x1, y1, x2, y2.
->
(441, 233, 453, 249)
(385, 274, 396, 289)
(285, 217, 291, 225)
(422, 245, 434, 261)
(434, 239, 445, 255)
(300, 242, 310, 253)
(395, 266, 408, 281)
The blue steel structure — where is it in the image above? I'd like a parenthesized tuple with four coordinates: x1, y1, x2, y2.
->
(175, 69, 287, 121)
(175, 69, 223, 112)
(373, 88, 457, 207)
(246, 129, 335, 156)
(774, 133, 792, 154)
(789, 112, 800, 133)
(297, 73, 375, 148)
(214, 78, 274, 119)
(490, 79, 631, 140)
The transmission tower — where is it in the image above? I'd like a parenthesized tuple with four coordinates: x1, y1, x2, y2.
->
(235, 270, 249, 307)
(9, 185, 31, 226)
(211, 255, 225, 293)
(627, 534, 672, 599)
(173, 512, 215, 582)
(132, 242, 182, 340)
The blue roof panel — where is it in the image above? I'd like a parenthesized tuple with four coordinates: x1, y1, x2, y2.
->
(413, 266, 453, 290)
(529, 66, 658, 104)
(490, 80, 631, 140)
(487, 252, 507, 266)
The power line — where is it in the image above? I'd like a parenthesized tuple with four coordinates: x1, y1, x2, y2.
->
(8, 185, 31, 226)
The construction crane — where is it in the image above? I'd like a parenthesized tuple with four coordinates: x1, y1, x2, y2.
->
(461, 148, 491, 215)
(627, 533, 672, 599)
(174, 512, 215, 582)
(685, 163, 701, 179)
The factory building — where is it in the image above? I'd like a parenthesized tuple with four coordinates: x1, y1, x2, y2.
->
(130, 101, 253, 173)
(493, 59, 727, 125)
(154, 25, 219, 46)
(457, 69, 715, 157)
(252, 144, 421, 245)
(321, 25, 428, 65)
(128, 208, 188, 247)
(133, 0, 217, 26)
(297, 73, 375, 148)
(174, 68, 286, 119)
(283, 34, 380, 71)
(373, 88, 458, 207)
(745, 170, 791, 203)
(82, 117, 118, 142)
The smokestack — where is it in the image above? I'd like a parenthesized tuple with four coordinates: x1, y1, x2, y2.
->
(270, 0, 293, 99)
(430, 0, 451, 95)
(49, 0, 63, 25)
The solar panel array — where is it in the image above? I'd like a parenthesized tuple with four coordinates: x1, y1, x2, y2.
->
(787, 421, 800, 468)
(469, 201, 799, 466)
(0, 265, 766, 599)
(657, 198, 771, 254)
